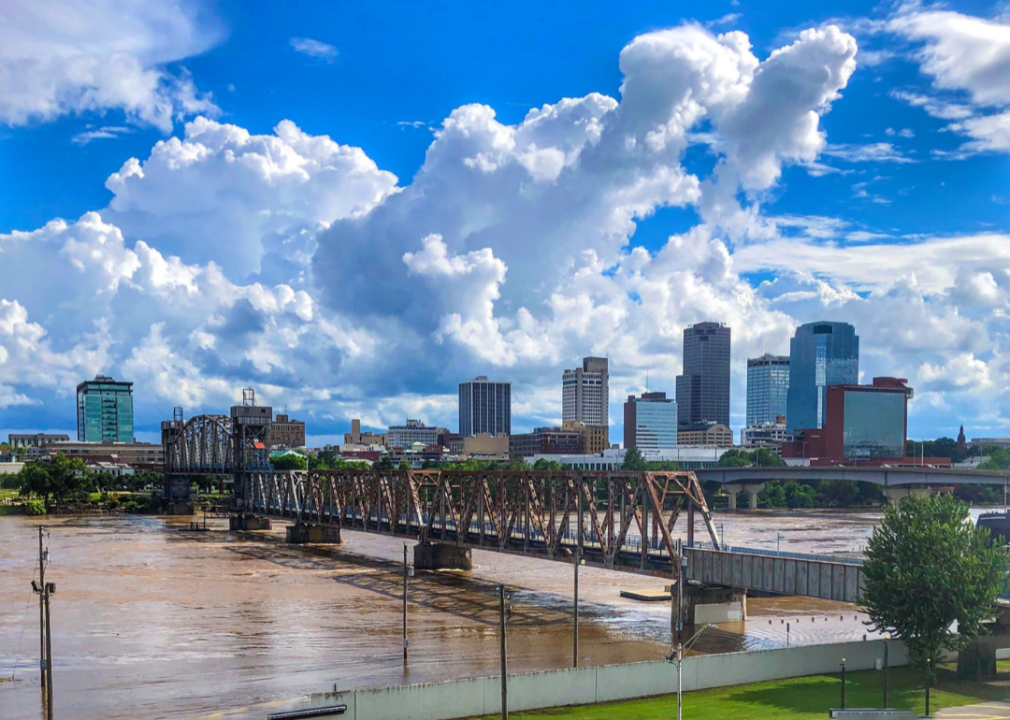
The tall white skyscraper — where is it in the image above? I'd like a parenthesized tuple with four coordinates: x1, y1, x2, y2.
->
(562, 357, 609, 426)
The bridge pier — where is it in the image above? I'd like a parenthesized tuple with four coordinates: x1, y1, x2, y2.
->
(414, 542, 473, 571)
(883, 486, 935, 503)
(670, 580, 747, 625)
(724, 483, 765, 510)
(230, 514, 272, 531)
(286, 522, 342, 544)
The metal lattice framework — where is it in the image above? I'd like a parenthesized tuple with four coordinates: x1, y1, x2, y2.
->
(164, 415, 234, 474)
(243, 469, 720, 575)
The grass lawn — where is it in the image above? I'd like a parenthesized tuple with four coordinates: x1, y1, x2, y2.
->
(476, 664, 1010, 719)
(0, 488, 18, 501)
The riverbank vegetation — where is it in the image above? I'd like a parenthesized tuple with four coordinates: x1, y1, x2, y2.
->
(479, 663, 1010, 719)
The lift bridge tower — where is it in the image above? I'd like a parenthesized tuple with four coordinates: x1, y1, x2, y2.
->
(230, 388, 272, 507)
(161, 388, 272, 509)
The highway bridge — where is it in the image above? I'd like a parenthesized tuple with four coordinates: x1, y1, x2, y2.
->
(695, 466, 1010, 509)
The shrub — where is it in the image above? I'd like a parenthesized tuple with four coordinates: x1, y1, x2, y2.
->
(24, 499, 46, 516)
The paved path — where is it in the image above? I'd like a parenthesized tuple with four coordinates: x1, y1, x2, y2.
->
(937, 701, 1010, 719)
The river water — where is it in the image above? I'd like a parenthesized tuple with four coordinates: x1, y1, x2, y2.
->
(0, 507, 987, 720)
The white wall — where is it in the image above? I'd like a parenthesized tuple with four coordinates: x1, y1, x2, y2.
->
(304, 639, 908, 720)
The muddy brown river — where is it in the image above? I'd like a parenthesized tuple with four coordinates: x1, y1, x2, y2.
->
(0, 508, 960, 720)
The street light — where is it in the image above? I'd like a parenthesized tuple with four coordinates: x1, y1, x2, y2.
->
(666, 624, 714, 720)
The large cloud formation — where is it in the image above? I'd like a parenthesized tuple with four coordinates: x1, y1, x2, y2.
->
(0, 0, 220, 130)
(1, 17, 1008, 441)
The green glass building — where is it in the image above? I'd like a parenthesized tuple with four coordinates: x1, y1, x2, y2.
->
(76, 375, 134, 443)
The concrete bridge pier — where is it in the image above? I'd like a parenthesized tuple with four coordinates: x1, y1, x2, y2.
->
(724, 483, 765, 510)
(285, 521, 342, 544)
(414, 542, 473, 571)
(230, 513, 272, 531)
(883, 486, 936, 503)
(669, 580, 747, 626)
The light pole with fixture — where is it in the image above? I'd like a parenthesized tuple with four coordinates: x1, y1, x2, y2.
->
(666, 624, 714, 720)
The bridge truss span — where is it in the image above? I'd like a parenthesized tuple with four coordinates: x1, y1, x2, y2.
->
(244, 469, 720, 575)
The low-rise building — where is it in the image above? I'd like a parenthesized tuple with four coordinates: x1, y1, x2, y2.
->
(740, 416, 789, 452)
(509, 427, 583, 458)
(270, 414, 306, 448)
(8, 433, 71, 449)
(562, 420, 609, 455)
(676, 424, 734, 447)
(28, 440, 164, 466)
(388, 419, 448, 449)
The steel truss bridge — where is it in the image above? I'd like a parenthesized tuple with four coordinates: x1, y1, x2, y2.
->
(240, 469, 720, 575)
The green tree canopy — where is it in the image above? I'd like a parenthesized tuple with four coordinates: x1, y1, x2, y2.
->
(17, 455, 89, 509)
(272, 454, 308, 471)
(621, 446, 647, 471)
(861, 494, 1010, 680)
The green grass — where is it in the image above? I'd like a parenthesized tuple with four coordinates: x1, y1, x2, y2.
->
(0, 488, 18, 501)
(474, 665, 1010, 719)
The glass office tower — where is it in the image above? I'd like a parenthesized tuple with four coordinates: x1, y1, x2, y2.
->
(746, 354, 790, 427)
(786, 322, 859, 434)
(623, 392, 677, 450)
(76, 375, 135, 443)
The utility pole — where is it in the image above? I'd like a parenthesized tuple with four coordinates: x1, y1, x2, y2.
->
(574, 487, 581, 668)
(43, 581, 54, 720)
(38, 525, 46, 693)
(499, 585, 509, 720)
(403, 542, 409, 664)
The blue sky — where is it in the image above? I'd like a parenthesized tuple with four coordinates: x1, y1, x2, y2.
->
(0, 0, 1009, 445)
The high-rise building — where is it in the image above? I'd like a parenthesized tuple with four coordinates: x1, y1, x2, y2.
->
(675, 322, 730, 430)
(458, 376, 511, 437)
(623, 392, 677, 450)
(746, 354, 790, 428)
(562, 357, 609, 426)
(76, 375, 134, 443)
(786, 321, 859, 434)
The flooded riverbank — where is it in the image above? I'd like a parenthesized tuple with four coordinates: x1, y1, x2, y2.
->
(0, 508, 908, 719)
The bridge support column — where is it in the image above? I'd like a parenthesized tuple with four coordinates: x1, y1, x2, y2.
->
(670, 581, 747, 625)
(286, 522, 341, 544)
(230, 514, 272, 531)
(414, 542, 472, 571)
(724, 483, 764, 511)
(724, 484, 742, 511)
(746, 484, 764, 510)
(884, 486, 935, 503)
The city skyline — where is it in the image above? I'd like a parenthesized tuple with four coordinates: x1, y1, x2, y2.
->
(1, 1, 1008, 447)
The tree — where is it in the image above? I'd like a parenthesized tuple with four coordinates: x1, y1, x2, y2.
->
(621, 446, 647, 471)
(716, 449, 751, 468)
(17, 455, 88, 510)
(272, 453, 308, 471)
(861, 494, 1010, 697)
(532, 458, 563, 471)
(375, 456, 395, 471)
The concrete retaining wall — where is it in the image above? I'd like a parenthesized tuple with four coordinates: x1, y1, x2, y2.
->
(304, 639, 907, 720)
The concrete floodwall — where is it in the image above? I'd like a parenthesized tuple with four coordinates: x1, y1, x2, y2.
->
(305, 639, 907, 720)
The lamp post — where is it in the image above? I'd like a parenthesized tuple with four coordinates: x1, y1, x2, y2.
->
(883, 635, 890, 709)
(667, 624, 713, 720)
(840, 659, 847, 710)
